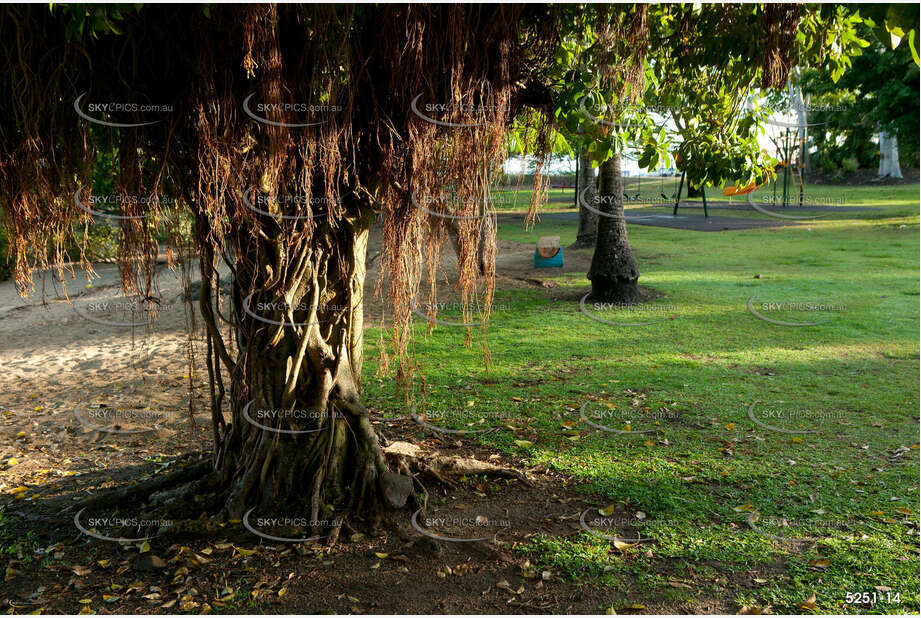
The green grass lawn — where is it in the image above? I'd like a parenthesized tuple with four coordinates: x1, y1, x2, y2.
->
(365, 182, 919, 614)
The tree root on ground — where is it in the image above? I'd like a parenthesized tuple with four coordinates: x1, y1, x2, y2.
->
(382, 441, 532, 490)
(61, 458, 214, 514)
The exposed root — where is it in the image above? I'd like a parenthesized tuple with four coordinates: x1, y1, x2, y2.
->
(62, 459, 213, 514)
(383, 441, 532, 489)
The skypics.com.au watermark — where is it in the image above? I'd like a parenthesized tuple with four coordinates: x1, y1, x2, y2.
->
(240, 298, 348, 328)
(579, 401, 677, 435)
(578, 506, 683, 543)
(243, 509, 342, 543)
(411, 298, 513, 328)
(579, 295, 683, 328)
(74, 186, 179, 221)
(409, 95, 508, 128)
(746, 401, 845, 436)
(72, 294, 180, 328)
(241, 401, 335, 435)
(410, 404, 515, 435)
(73, 404, 172, 435)
(742, 511, 866, 544)
(410, 190, 514, 220)
(411, 507, 511, 542)
(74, 93, 173, 128)
(242, 188, 342, 221)
(747, 297, 848, 327)
(242, 93, 341, 128)
(74, 507, 173, 543)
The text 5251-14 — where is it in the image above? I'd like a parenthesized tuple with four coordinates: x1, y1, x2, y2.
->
(845, 591, 900, 604)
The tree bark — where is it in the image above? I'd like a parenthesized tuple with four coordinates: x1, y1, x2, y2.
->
(571, 151, 599, 249)
(587, 152, 640, 302)
(878, 130, 903, 179)
(203, 208, 410, 531)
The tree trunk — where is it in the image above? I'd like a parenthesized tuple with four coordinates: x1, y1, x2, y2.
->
(205, 210, 411, 532)
(587, 152, 640, 302)
(878, 130, 903, 179)
(571, 151, 599, 249)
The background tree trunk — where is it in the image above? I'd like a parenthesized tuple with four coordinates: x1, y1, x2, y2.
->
(587, 153, 640, 302)
(571, 151, 599, 249)
(878, 130, 903, 178)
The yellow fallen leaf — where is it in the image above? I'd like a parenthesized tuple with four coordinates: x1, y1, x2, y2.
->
(78, 607, 94, 615)
(726, 423, 735, 430)
(599, 504, 617, 517)
(791, 437, 803, 444)
(895, 507, 913, 515)
(278, 587, 288, 597)
(374, 552, 389, 559)
(734, 503, 755, 512)
(7, 458, 17, 466)
(809, 559, 831, 570)
(513, 440, 533, 448)
(797, 593, 818, 611)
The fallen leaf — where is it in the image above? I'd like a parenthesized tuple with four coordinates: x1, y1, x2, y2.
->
(808, 559, 831, 571)
(797, 593, 817, 611)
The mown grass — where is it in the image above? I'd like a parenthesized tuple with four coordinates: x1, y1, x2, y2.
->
(364, 182, 919, 614)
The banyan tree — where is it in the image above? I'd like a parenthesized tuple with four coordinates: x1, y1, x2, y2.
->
(0, 4, 808, 536)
